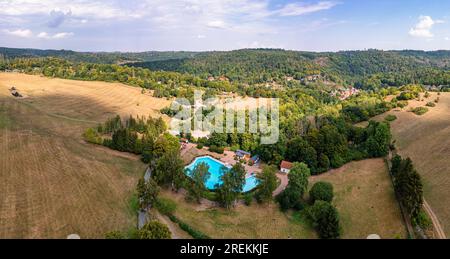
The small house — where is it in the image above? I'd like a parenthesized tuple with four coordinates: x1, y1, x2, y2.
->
(236, 150, 251, 161)
(280, 161, 293, 174)
(250, 155, 260, 164)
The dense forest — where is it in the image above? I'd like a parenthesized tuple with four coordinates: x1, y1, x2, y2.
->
(2, 47, 449, 89)
(131, 49, 450, 89)
(0, 47, 199, 64)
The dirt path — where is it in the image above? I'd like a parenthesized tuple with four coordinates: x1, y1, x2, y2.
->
(154, 211, 192, 239)
(273, 173, 288, 197)
(423, 199, 447, 239)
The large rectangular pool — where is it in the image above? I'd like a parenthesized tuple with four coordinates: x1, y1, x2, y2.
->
(185, 156, 259, 193)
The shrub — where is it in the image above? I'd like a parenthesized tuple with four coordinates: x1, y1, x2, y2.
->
(168, 215, 210, 239)
(276, 188, 303, 212)
(426, 102, 436, 107)
(155, 198, 177, 215)
(398, 91, 418, 101)
(411, 107, 429, 116)
(412, 210, 432, 230)
(384, 114, 397, 122)
(243, 193, 253, 206)
(83, 128, 102, 145)
(307, 201, 341, 239)
(209, 145, 224, 154)
(197, 143, 204, 149)
(309, 182, 334, 203)
(396, 101, 408, 108)
(138, 221, 171, 239)
(105, 231, 126, 239)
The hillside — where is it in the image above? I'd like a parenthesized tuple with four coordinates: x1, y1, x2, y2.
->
(2, 47, 449, 88)
(0, 47, 200, 64)
(361, 92, 450, 237)
(130, 49, 450, 87)
(0, 73, 171, 238)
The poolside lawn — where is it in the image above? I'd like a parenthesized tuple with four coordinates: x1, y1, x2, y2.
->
(160, 190, 316, 239)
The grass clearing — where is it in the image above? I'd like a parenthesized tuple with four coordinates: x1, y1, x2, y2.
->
(355, 92, 450, 237)
(309, 159, 407, 239)
(159, 190, 316, 239)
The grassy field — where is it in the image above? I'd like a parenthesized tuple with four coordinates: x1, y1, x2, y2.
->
(364, 92, 450, 237)
(0, 73, 172, 238)
(159, 190, 317, 239)
(310, 159, 407, 239)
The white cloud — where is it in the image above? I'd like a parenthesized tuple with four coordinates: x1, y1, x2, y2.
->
(277, 1, 338, 17)
(197, 34, 206, 39)
(0, 0, 137, 20)
(445, 37, 450, 41)
(207, 20, 228, 29)
(3, 29, 33, 38)
(409, 15, 443, 38)
(38, 31, 74, 39)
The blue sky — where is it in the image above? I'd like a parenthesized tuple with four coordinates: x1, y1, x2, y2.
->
(0, 0, 449, 52)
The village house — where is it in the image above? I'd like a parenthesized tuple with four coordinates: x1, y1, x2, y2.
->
(235, 150, 251, 162)
(280, 161, 293, 174)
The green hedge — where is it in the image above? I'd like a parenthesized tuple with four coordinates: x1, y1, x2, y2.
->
(167, 214, 210, 239)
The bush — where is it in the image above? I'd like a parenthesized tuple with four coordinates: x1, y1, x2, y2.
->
(412, 210, 432, 230)
(426, 102, 436, 107)
(309, 182, 334, 203)
(307, 201, 341, 239)
(209, 145, 224, 154)
(411, 107, 429, 116)
(138, 221, 171, 239)
(276, 188, 303, 212)
(168, 215, 210, 239)
(396, 101, 409, 108)
(83, 128, 102, 145)
(155, 198, 177, 215)
(385, 114, 397, 122)
(197, 143, 204, 149)
(105, 231, 126, 239)
(243, 193, 253, 206)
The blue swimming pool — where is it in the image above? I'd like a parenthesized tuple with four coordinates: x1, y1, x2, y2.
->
(185, 156, 259, 193)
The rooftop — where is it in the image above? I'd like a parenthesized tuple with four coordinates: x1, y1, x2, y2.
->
(280, 161, 293, 170)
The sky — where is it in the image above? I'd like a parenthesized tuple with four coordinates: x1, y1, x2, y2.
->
(0, 0, 449, 52)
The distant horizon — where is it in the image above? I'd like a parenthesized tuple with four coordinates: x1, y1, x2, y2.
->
(2, 45, 450, 54)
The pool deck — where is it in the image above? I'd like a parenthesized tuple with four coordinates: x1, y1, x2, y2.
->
(181, 143, 288, 197)
(181, 144, 262, 178)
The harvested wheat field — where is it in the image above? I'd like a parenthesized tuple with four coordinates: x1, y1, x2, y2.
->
(310, 159, 407, 239)
(0, 73, 172, 238)
(0, 73, 171, 127)
(367, 92, 450, 237)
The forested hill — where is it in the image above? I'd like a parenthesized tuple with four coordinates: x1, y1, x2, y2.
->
(0, 47, 200, 64)
(130, 49, 450, 88)
(1, 47, 449, 89)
